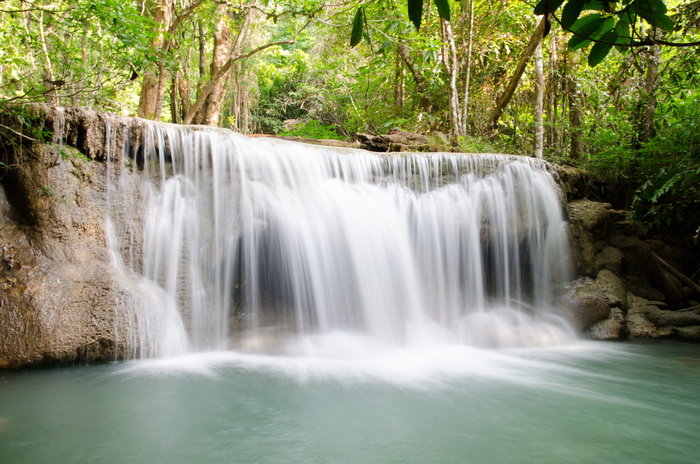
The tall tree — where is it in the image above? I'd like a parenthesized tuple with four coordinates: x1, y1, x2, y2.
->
(533, 42, 544, 158)
(488, 16, 546, 131)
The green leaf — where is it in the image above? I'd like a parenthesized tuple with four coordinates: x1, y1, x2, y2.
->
(629, 0, 674, 31)
(534, 0, 566, 16)
(561, 0, 586, 29)
(582, 0, 611, 11)
(567, 14, 605, 50)
(588, 37, 614, 66)
(434, 0, 451, 22)
(613, 19, 631, 46)
(350, 7, 364, 47)
(644, 0, 667, 14)
(408, 0, 423, 30)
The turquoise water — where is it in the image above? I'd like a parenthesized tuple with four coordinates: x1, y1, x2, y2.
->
(1, 340, 699, 464)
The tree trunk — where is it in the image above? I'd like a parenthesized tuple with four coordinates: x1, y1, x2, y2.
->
(396, 44, 431, 110)
(545, 30, 559, 153)
(633, 40, 661, 148)
(534, 43, 545, 158)
(442, 19, 463, 140)
(192, 4, 233, 126)
(229, 62, 251, 133)
(37, 11, 58, 106)
(137, 0, 173, 120)
(394, 55, 405, 108)
(488, 17, 546, 132)
(567, 53, 583, 160)
(460, 0, 475, 135)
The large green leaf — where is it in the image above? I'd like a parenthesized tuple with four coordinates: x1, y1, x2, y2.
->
(561, 0, 586, 29)
(582, 0, 612, 11)
(613, 19, 631, 46)
(644, 0, 667, 14)
(350, 7, 364, 47)
(434, 0, 451, 22)
(534, 0, 566, 15)
(587, 22, 618, 66)
(408, 0, 423, 30)
(567, 14, 605, 50)
(634, 0, 674, 31)
(588, 40, 613, 66)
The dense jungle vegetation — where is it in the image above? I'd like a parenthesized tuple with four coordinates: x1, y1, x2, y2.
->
(0, 0, 698, 237)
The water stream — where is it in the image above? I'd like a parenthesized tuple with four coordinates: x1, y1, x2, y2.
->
(106, 126, 574, 358)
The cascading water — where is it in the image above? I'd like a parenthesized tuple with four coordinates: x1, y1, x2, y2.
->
(106, 123, 576, 359)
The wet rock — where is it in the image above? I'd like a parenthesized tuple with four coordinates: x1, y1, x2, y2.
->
(0, 106, 150, 368)
(550, 164, 587, 200)
(593, 246, 624, 274)
(672, 326, 700, 340)
(646, 306, 700, 327)
(626, 295, 700, 339)
(626, 295, 662, 338)
(356, 129, 438, 152)
(567, 200, 614, 276)
(596, 269, 626, 308)
(586, 307, 626, 340)
(567, 277, 613, 330)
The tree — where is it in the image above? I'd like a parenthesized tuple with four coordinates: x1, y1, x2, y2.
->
(137, 0, 320, 126)
(0, 0, 156, 112)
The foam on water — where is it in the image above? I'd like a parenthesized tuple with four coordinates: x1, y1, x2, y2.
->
(114, 338, 647, 408)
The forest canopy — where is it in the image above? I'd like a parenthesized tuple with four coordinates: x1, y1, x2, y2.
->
(0, 0, 699, 233)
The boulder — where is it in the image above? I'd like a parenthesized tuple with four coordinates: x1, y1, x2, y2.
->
(356, 129, 440, 152)
(567, 200, 614, 276)
(586, 307, 626, 340)
(567, 277, 615, 330)
(595, 269, 626, 308)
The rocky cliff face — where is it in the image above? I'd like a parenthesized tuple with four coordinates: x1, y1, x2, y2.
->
(565, 198, 700, 341)
(0, 106, 152, 367)
(0, 106, 697, 368)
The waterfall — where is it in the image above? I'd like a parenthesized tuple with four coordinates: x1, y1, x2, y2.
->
(106, 124, 575, 358)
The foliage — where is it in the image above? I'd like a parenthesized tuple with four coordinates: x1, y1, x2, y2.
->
(630, 94, 700, 230)
(280, 119, 342, 139)
(0, 0, 156, 112)
(0, 0, 699, 237)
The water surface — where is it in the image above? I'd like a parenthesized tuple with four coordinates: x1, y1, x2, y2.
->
(1, 340, 699, 463)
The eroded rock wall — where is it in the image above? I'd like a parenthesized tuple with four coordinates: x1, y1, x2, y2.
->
(0, 106, 149, 367)
(565, 198, 700, 341)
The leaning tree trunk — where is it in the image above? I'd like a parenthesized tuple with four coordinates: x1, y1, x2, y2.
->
(396, 44, 431, 111)
(488, 17, 546, 132)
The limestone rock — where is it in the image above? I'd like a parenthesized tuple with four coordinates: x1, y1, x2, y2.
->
(593, 246, 624, 274)
(356, 129, 438, 152)
(626, 297, 660, 339)
(0, 106, 149, 367)
(567, 200, 613, 276)
(596, 269, 626, 308)
(567, 277, 614, 330)
(672, 326, 700, 340)
(586, 307, 626, 340)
